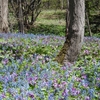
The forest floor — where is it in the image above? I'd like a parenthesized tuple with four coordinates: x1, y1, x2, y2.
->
(0, 33, 100, 99)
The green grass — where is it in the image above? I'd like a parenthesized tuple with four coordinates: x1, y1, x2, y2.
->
(36, 19, 65, 26)
(35, 9, 66, 26)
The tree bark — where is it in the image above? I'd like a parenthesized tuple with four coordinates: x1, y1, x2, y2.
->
(56, 0, 85, 64)
(0, 0, 2, 32)
(0, 0, 8, 33)
(18, 0, 24, 33)
(60, 0, 64, 10)
(86, 12, 92, 36)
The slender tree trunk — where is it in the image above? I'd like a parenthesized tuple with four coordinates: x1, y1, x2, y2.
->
(60, 0, 64, 10)
(65, 0, 69, 37)
(0, 0, 8, 33)
(47, 0, 50, 9)
(18, 0, 24, 33)
(86, 12, 92, 36)
(56, 0, 85, 64)
(24, 15, 29, 28)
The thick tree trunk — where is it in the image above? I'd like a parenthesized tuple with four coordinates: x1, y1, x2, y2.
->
(0, 0, 8, 33)
(0, 0, 2, 32)
(56, 0, 85, 64)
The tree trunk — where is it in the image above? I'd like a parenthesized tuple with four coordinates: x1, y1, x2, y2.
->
(0, 0, 8, 33)
(86, 12, 92, 36)
(60, 0, 64, 10)
(0, 0, 2, 32)
(47, 0, 50, 9)
(18, 0, 24, 33)
(56, 0, 85, 64)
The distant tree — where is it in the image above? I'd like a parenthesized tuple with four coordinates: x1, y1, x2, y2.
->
(9, 0, 42, 33)
(0, 0, 8, 33)
(17, 0, 24, 33)
(85, 0, 100, 33)
(56, 0, 85, 64)
(60, 0, 64, 10)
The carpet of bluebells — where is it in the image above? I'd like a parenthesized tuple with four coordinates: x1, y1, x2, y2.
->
(0, 33, 100, 100)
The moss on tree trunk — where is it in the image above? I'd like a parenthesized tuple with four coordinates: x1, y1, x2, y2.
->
(56, 0, 85, 65)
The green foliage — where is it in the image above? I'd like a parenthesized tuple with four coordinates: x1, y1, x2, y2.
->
(27, 24, 65, 36)
(93, 33, 100, 38)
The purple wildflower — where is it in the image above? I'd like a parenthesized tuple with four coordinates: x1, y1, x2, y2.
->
(53, 82, 58, 88)
(96, 78, 100, 81)
(62, 66, 66, 70)
(81, 80, 88, 88)
(76, 77, 81, 82)
(82, 74, 87, 79)
(2, 59, 8, 65)
(34, 75, 38, 81)
(28, 93, 34, 98)
(71, 87, 80, 96)
(52, 70, 56, 75)
(1, 93, 6, 98)
(84, 50, 90, 55)
(62, 89, 69, 96)
(85, 96, 90, 100)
